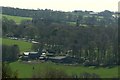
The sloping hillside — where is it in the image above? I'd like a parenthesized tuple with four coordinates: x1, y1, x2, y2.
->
(2, 14, 32, 24)
(2, 38, 32, 52)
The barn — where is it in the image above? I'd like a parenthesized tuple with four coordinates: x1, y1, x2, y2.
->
(20, 52, 39, 60)
(29, 52, 39, 59)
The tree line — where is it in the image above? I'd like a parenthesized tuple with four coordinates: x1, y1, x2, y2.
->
(2, 7, 117, 27)
(2, 44, 19, 62)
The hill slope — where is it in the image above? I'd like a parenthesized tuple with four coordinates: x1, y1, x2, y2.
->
(2, 14, 32, 24)
(10, 61, 119, 78)
(2, 38, 32, 52)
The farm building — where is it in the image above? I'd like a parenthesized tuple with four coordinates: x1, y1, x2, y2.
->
(20, 52, 39, 60)
(39, 52, 46, 60)
(31, 41, 39, 44)
(20, 50, 75, 64)
(29, 52, 39, 59)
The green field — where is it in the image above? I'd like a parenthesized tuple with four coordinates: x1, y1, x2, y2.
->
(67, 22, 76, 26)
(67, 22, 88, 27)
(2, 14, 32, 24)
(2, 38, 32, 52)
(0, 38, 2, 45)
(10, 61, 119, 78)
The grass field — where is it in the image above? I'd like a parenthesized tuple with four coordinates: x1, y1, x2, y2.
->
(0, 38, 2, 45)
(10, 61, 119, 78)
(2, 14, 32, 24)
(2, 38, 32, 52)
(67, 22, 76, 26)
(67, 22, 88, 27)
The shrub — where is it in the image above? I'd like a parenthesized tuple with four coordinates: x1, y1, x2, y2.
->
(32, 66, 69, 78)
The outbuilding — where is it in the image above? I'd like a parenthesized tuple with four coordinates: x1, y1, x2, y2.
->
(21, 52, 39, 60)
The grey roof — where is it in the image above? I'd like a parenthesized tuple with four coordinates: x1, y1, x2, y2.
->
(49, 56, 66, 59)
(29, 52, 38, 53)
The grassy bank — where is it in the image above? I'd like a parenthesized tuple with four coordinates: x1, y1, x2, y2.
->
(2, 14, 32, 24)
(2, 38, 32, 52)
(10, 61, 119, 78)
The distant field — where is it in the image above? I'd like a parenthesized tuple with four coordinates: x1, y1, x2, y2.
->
(0, 38, 2, 45)
(10, 61, 119, 78)
(2, 38, 32, 52)
(2, 14, 32, 24)
(67, 22, 76, 26)
(67, 22, 88, 27)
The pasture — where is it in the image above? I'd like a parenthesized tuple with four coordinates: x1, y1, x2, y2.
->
(2, 38, 32, 52)
(10, 61, 119, 78)
(0, 38, 2, 45)
(2, 14, 32, 24)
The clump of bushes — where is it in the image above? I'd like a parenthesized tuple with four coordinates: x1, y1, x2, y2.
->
(32, 66, 69, 78)
(32, 66, 100, 78)
(2, 62, 18, 78)
(79, 72, 100, 78)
